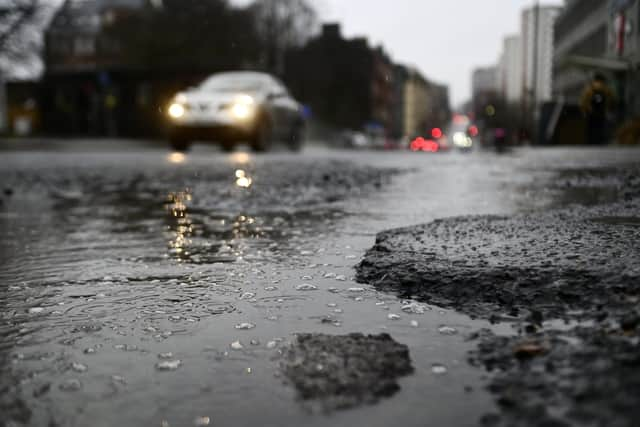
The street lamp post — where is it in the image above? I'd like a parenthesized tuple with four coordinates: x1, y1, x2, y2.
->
(532, 0, 539, 112)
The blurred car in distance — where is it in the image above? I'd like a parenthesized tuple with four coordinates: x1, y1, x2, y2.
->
(364, 123, 388, 150)
(166, 71, 305, 152)
(408, 116, 479, 154)
(410, 136, 441, 152)
(337, 130, 371, 149)
(408, 127, 449, 153)
(447, 114, 477, 151)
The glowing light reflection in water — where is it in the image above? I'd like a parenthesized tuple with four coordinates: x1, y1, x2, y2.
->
(229, 151, 250, 165)
(164, 186, 266, 263)
(167, 152, 186, 164)
(165, 190, 193, 261)
(235, 169, 253, 188)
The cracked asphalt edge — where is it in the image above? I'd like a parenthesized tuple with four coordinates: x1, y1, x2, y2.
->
(355, 166, 640, 427)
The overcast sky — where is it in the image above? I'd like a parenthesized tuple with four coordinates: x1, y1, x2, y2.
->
(314, 0, 563, 107)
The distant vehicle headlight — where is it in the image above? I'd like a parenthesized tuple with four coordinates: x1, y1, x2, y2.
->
(168, 103, 185, 119)
(453, 131, 473, 148)
(230, 94, 255, 120)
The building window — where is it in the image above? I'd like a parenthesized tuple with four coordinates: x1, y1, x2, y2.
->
(74, 37, 95, 56)
(103, 10, 116, 26)
(50, 37, 71, 55)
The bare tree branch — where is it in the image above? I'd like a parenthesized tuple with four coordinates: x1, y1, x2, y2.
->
(0, 0, 54, 79)
(250, 0, 317, 75)
(0, 0, 39, 51)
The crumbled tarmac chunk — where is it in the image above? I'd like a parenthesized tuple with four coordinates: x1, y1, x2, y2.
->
(281, 333, 413, 411)
(469, 326, 640, 427)
(357, 166, 640, 426)
(356, 199, 640, 322)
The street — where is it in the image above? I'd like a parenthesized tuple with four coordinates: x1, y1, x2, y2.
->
(1, 141, 640, 427)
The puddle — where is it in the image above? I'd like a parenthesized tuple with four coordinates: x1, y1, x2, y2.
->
(2, 147, 639, 426)
(590, 216, 640, 226)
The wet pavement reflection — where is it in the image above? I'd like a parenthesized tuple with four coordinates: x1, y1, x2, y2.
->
(1, 146, 639, 426)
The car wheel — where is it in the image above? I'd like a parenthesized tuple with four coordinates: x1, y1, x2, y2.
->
(221, 141, 235, 153)
(170, 136, 190, 152)
(287, 121, 305, 152)
(250, 118, 272, 152)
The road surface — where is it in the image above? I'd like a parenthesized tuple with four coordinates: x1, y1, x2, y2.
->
(1, 140, 639, 427)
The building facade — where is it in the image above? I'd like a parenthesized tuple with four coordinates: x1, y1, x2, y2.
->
(553, 0, 640, 118)
(472, 66, 499, 116)
(391, 64, 408, 139)
(425, 82, 450, 133)
(472, 66, 499, 95)
(522, 5, 562, 105)
(42, 0, 262, 137)
(371, 47, 395, 132)
(403, 67, 429, 138)
(285, 24, 395, 135)
(501, 35, 523, 103)
(45, 0, 147, 74)
(608, 0, 640, 118)
(553, 0, 610, 102)
(391, 65, 450, 140)
(43, 0, 162, 136)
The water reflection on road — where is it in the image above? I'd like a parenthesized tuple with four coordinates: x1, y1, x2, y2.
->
(0, 146, 639, 427)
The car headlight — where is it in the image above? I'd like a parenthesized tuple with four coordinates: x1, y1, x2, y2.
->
(230, 94, 255, 120)
(231, 103, 254, 120)
(453, 132, 473, 148)
(168, 103, 185, 119)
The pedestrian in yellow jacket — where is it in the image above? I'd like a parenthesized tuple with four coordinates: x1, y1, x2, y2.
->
(580, 73, 615, 145)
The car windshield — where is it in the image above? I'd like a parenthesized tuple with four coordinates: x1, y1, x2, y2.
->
(199, 75, 267, 93)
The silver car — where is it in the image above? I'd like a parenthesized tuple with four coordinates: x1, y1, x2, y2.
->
(166, 71, 305, 152)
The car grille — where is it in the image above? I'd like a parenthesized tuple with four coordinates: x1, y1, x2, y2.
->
(185, 102, 210, 112)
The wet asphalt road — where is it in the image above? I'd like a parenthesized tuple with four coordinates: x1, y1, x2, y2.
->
(1, 140, 640, 427)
